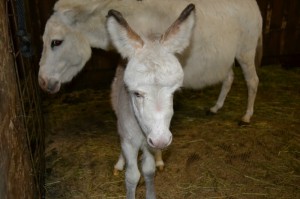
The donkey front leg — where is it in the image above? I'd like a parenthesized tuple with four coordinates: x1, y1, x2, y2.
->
(142, 147, 156, 199)
(114, 150, 164, 175)
(209, 69, 234, 114)
(122, 141, 140, 199)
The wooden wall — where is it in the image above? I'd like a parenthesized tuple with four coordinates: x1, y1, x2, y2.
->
(0, 1, 35, 198)
(257, 0, 300, 67)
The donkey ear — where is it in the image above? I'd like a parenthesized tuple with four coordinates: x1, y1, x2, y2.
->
(160, 4, 196, 54)
(54, 2, 99, 25)
(106, 9, 144, 58)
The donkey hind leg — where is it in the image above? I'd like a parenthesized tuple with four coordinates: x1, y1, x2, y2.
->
(122, 142, 140, 199)
(142, 147, 157, 199)
(209, 69, 234, 114)
(154, 150, 164, 171)
(114, 152, 125, 176)
(236, 50, 259, 124)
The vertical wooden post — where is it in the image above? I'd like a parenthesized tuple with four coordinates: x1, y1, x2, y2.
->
(0, 1, 35, 198)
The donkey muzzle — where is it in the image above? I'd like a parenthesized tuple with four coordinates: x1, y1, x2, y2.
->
(38, 75, 61, 94)
(147, 131, 173, 149)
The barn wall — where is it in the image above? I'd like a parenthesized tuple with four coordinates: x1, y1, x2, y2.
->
(257, 0, 300, 67)
(0, 1, 35, 198)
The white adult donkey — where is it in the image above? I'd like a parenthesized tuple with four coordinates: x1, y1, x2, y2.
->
(107, 4, 195, 198)
(38, 0, 262, 125)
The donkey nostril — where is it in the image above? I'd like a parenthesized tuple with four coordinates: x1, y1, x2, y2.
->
(38, 76, 46, 88)
(148, 137, 154, 147)
(47, 80, 59, 92)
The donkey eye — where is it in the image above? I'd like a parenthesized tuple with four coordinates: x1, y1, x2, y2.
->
(51, 40, 63, 48)
(133, 92, 144, 98)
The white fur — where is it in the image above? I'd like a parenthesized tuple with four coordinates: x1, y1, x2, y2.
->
(39, 0, 262, 123)
(108, 6, 195, 198)
(38, 0, 262, 197)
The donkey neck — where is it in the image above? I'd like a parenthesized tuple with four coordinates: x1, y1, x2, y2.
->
(62, 0, 140, 50)
(67, 0, 177, 50)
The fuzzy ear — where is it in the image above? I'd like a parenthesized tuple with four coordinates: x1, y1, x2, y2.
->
(54, 2, 99, 25)
(106, 9, 144, 58)
(160, 4, 196, 54)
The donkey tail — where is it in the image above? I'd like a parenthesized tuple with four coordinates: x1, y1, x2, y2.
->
(255, 33, 263, 67)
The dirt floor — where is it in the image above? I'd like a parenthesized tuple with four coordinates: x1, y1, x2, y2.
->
(43, 64, 300, 199)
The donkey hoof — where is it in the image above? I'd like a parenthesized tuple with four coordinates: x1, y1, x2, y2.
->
(238, 120, 250, 126)
(157, 165, 164, 171)
(205, 109, 216, 116)
(113, 168, 121, 176)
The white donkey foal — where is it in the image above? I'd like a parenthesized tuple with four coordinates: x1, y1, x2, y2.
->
(107, 4, 195, 199)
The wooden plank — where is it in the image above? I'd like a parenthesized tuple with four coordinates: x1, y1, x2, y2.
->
(0, 0, 36, 198)
(269, 0, 285, 30)
(256, 0, 269, 22)
(283, 0, 300, 55)
(257, 0, 300, 66)
(280, 54, 300, 67)
(285, 0, 300, 30)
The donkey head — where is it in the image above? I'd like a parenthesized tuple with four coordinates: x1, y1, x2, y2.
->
(107, 4, 195, 149)
(38, 1, 102, 93)
(38, 15, 91, 93)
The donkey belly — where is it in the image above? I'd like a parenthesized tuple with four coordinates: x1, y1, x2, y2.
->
(182, 47, 235, 90)
(180, 0, 261, 90)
